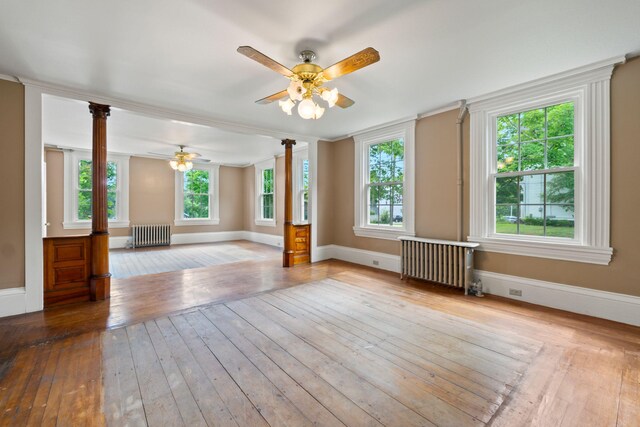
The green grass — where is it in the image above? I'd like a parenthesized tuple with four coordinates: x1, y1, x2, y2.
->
(496, 222, 574, 238)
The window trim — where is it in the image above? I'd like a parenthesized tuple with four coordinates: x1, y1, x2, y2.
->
(255, 158, 276, 227)
(353, 120, 415, 240)
(174, 163, 220, 226)
(468, 60, 618, 265)
(63, 150, 130, 229)
(293, 149, 309, 224)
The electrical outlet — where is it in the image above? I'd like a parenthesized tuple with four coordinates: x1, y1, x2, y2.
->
(509, 288, 523, 297)
(372, 260, 379, 266)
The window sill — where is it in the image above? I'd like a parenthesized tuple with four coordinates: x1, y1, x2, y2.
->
(467, 235, 613, 265)
(353, 226, 415, 241)
(255, 219, 276, 227)
(174, 218, 220, 226)
(63, 220, 130, 230)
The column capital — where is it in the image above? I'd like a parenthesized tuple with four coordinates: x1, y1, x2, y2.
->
(89, 102, 111, 119)
(281, 138, 296, 148)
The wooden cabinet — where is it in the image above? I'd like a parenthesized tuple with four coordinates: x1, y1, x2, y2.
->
(292, 224, 311, 265)
(43, 236, 92, 307)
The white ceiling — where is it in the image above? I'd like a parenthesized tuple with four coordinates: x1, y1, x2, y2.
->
(42, 94, 298, 166)
(2, 0, 640, 144)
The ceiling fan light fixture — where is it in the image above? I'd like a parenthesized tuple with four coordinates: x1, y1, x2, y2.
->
(169, 159, 178, 169)
(279, 98, 295, 115)
(322, 87, 339, 108)
(287, 80, 304, 102)
(298, 98, 316, 120)
(314, 104, 325, 119)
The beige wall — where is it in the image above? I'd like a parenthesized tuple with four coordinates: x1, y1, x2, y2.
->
(319, 58, 640, 297)
(242, 156, 285, 236)
(0, 80, 25, 290)
(46, 152, 244, 237)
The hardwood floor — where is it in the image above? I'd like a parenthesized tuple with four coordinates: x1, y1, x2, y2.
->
(109, 240, 280, 279)
(0, 254, 638, 426)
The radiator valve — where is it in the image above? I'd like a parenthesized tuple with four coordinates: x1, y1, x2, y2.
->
(468, 280, 484, 297)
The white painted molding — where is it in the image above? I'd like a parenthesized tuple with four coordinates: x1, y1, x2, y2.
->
(417, 101, 462, 119)
(467, 56, 626, 107)
(308, 140, 319, 263)
(468, 58, 616, 265)
(19, 77, 320, 144)
(315, 245, 401, 273)
(109, 236, 131, 249)
(0, 288, 27, 318)
(174, 163, 220, 227)
(315, 244, 640, 327)
(476, 270, 640, 327)
(254, 158, 276, 227)
(0, 74, 19, 83)
(353, 119, 416, 241)
(108, 230, 284, 251)
(24, 85, 44, 313)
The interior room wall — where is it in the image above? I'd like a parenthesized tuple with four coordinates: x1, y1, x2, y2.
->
(0, 80, 25, 290)
(45, 152, 244, 237)
(320, 57, 640, 297)
(242, 156, 285, 236)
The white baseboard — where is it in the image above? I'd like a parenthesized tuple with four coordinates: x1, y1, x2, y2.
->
(109, 236, 130, 249)
(315, 244, 401, 273)
(243, 231, 284, 248)
(475, 270, 640, 327)
(170, 231, 247, 246)
(108, 231, 283, 249)
(316, 244, 640, 327)
(0, 287, 27, 318)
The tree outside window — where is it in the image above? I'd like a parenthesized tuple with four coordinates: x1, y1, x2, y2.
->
(77, 160, 117, 220)
(495, 102, 575, 238)
(368, 139, 404, 226)
(262, 168, 274, 219)
(183, 169, 210, 219)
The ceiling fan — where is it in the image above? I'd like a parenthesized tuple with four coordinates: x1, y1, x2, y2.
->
(148, 145, 210, 171)
(237, 46, 380, 119)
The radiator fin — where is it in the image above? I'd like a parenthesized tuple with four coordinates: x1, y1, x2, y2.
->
(400, 237, 479, 292)
(132, 224, 171, 248)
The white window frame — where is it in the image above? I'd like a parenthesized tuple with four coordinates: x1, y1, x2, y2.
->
(354, 120, 415, 240)
(174, 163, 220, 226)
(255, 158, 276, 227)
(468, 58, 622, 265)
(293, 149, 309, 224)
(63, 150, 130, 229)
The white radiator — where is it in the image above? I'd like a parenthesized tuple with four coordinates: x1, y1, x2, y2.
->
(132, 224, 171, 248)
(399, 236, 479, 294)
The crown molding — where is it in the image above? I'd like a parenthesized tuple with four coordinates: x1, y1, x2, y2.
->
(0, 74, 19, 83)
(467, 55, 626, 107)
(417, 101, 463, 119)
(17, 77, 321, 144)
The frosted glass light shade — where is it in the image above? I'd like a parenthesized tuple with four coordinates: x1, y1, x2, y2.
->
(298, 99, 316, 119)
(279, 98, 295, 115)
(169, 160, 178, 170)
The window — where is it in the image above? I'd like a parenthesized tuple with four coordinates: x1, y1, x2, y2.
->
(468, 60, 617, 264)
(495, 102, 575, 238)
(255, 159, 276, 226)
(293, 149, 309, 223)
(63, 150, 129, 229)
(354, 120, 415, 240)
(174, 164, 219, 226)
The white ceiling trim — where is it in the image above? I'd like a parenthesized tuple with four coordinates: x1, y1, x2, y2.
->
(467, 55, 626, 106)
(18, 76, 321, 144)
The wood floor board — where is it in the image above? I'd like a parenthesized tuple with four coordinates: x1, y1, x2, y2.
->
(202, 304, 384, 427)
(225, 299, 434, 427)
(245, 294, 483, 426)
(183, 310, 315, 427)
(0, 254, 638, 426)
(262, 291, 499, 422)
(274, 287, 506, 403)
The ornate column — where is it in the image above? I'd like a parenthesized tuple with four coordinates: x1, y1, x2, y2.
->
(88, 102, 111, 300)
(282, 138, 296, 267)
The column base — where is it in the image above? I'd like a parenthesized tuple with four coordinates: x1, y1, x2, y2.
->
(90, 273, 111, 301)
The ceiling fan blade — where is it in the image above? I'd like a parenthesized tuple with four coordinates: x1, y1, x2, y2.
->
(184, 152, 201, 159)
(322, 47, 380, 81)
(237, 46, 294, 78)
(335, 93, 355, 108)
(256, 89, 289, 105)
